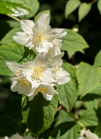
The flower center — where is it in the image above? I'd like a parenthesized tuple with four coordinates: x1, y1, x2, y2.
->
(18, 78, 29, 89)
(54, 66, 59, 78)
(36, 34, 47, 44)
(35, 86, 47, 95)
(32, 66, 45, 79)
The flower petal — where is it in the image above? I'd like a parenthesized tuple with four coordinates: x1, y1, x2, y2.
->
(20, 20, 35, 34)
(43, 85, 57, 100)
(32, 23, 45, 35)
(36, 41, 53, 53)
(85, 130, 99, 139)
(11, 133, 23, 139)
(56, 69, 70, 85)
(54, 28, 67, 39)
(34, 53, 48, 67)
(49, 52, 64, 67)
(13, 32, 27, 45)
(6, 62, 20, 73)
(24, 137, 35, 139)
(40, 68, 55, 83)
(21, 61, 35, 75)
(37, 13, 50, 29)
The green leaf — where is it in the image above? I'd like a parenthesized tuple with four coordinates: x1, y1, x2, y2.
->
(0, 0, 39, 18)
(57, 80, 77, 112)
(62, 62, 78, 88)
(97, 0, 101, 14)
(34, 10, 50, 23)
(77, 62, 101, 98)
(0, 115, 21, 137)
(82, 94, 100, 109)
(0, 27, 22, 44)
(22, 95, 30, 123)
(78, 3, 92, 22)
(0, 43, 36, 76)
(24, 0, 39, 17)
(61, 29, 89, 58)
(0, 43, 25, 76)
(94, 50, 101, 66)
(89, 83, 101, 95)
(5, 96, 22, 124)
(95, 122, 101, 138)
(65, 0, 80, 18)
(79, 108, 99, 126)
(49, 122, 80, 139)
(22, 93, 58, 136)
(57, 63, 77, 111)
(55, 110, 74, 127)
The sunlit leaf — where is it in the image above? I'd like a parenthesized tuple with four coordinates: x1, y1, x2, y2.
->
(61, 29, 89, 58)
(77, 62, 101, 98)
(78, 3, 92, 22)
(0, 0, 39, 18)
(65, 0, 80, 18)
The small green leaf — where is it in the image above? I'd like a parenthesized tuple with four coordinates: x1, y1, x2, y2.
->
(57, 63, 77, 111)
(0, 0, 39, 18)
(94, 50, 101, 66)
(0, 115, 21, 137)
(49, 122, 80, 139)
(97, 0, 101, 14)
(0, 43, 25, 76)
(65, 0, 80, 18)
(77, 62, 101, 98)
(0, 27, 22, 44)
(5, 96, 23, 124)
(79, 108, 99, 126)
(34, 10, 50, 23)
(22, 93, 58, 136)
(95, 122, 101, 138)
(61, 29, 89, 58)
(78, 3, 92, 22)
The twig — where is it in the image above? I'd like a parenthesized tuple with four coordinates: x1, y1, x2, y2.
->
(90, 0, 98, 4)
(57, 105, 63, 112)
(7, 14, 21, 22)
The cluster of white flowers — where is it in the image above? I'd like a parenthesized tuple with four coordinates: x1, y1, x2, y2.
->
(6, 13, 70, 101)
(78, 129, 101, 139)
(1, 133, 42, 139)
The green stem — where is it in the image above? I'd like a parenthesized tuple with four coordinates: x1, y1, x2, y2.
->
(90, 0, 98, 4)
(67, 111, 86, 129)
(7, 14, 21, 22)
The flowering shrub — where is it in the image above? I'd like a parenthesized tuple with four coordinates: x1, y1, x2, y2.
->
(0, 0, 101, 139)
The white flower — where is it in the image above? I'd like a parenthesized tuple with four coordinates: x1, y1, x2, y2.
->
(13, 13, 67, 55)
(6, 62, 35, 98)
(20, 53, 55, 88)
(6, 53, 57, 101)
(28, 84, 57, 101)
(78, 130, 101, 139)
(20, 53, 57, 100)
(48, 29, 67, 59)
(1, 133, 35, 139)
(49, 52, 70, 85)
